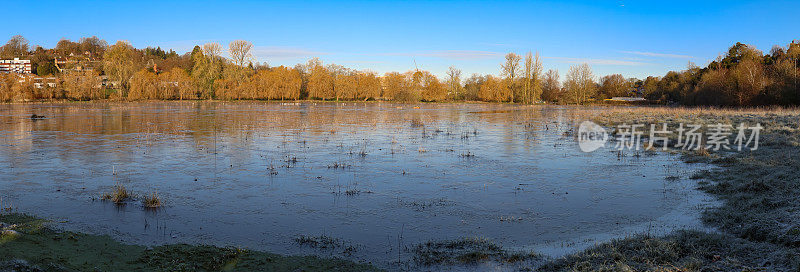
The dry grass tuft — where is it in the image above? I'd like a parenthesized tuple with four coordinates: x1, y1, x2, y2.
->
(142, 192, 162, 209)
(413, 237, 539, 266)
(0, 197, 14, 213)
(101, 184, 131, 204)
(695, 148, 711, 157)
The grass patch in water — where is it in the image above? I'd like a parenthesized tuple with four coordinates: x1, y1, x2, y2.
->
(141, 192, 162, 209)
(541, 230, 798, 271)
(100, 183, 131, 204)
(571, 107, 800, 271)
(0, 213, 381, 272)
(412, 237, 539, 266)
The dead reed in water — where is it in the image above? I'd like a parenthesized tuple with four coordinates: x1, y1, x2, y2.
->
(101, 183, 131, 204)
(142, 192, 162, 209)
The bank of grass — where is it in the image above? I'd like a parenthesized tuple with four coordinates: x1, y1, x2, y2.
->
(412, 237, 540, 266)
(540, 230, 798, 271)
(409, 106, 800, 271)
(0, 213, 380, 272)
(542, 106, 800, 271)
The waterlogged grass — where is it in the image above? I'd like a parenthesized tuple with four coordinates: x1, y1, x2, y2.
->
(0, 213, 381, 272)
(142, 192, 162, 209)
(100, 183, 132, 204)
(551, 106, 800, 271)
(540, 230, 798, 271)
(403, 107, 800, 270)
(412, 237, 540, 266)
(100, 184, 164, 210)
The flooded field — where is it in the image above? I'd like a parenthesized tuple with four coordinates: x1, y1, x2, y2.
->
(0, 102, 714, 268)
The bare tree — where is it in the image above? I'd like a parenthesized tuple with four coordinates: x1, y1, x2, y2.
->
(501, 52, 521, 102)
(522, 51, 543, 104)
(202, 42, 223, 62)
(542, 69, 561, 102)
(565, 63, 595, 104)
(445, 66, 462, 100)
(1, 35, 30, 58)
(229, 40, 254, 67)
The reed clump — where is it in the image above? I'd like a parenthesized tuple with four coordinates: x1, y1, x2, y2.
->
(142, 192, 162, 209)
(101, 184, 131, 204)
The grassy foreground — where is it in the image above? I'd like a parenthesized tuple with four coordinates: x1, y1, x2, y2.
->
(0, 214, 380, 272)
(547, 107, 800, 271)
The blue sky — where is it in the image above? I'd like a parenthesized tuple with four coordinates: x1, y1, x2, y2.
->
(3, 0, 798, 80)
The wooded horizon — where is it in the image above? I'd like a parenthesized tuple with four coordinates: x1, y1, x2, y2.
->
(1, 35, 798, 106)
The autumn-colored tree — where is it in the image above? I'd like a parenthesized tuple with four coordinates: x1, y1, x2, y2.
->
(159, 68, 194, 100)
(0, 74, 15, 102)
(0, 74, 35, 101)
(694, 67, 734, 105)
(478, 75, 508, 102)
(501, 53, 521, 102)
(250, 66, 302, 100)
(306, 58, 334, 100)
(565, 63, 595, 104)
(383, 72, 410, 101)
(767, 59, 800, 104)
(215, 63, 252, 100)
(1, 35, 29, 59)
(275, 67, 302, 100)
(445, 66, 463, 100)
(355, 71, 381, 100)
(191, 45, 222, 99)
(541, 69, 561, 103)
(462, 74, 483, 101)
(55, 39, 80, 57)
(334, 70, 358, 100)
(11, 77, 35, 101)
(34, 77, 62, 100)
(599, 74, 629, 99)
(78, 36, 107, 56)
(521, 52, 543, 104)
(103, 41, 139, 91)
(401, 70, 424, 102)
(128, 69, 160, 100)
(640, 76, 659, 98)
(732, 53, 768, 106)
(62, 71, 104, 100)
(420, 72, 446, 101)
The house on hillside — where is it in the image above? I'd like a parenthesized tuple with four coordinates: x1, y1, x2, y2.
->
(0, 58, 32, 74)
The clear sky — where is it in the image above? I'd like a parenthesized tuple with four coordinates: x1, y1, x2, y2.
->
(3, 0, 798, 80)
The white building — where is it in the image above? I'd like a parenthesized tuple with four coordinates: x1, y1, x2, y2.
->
(0, 58, 32, 74)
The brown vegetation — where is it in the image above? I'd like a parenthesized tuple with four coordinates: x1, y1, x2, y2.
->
(1, 35, 798, 106)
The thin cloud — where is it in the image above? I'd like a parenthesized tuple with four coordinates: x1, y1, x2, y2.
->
(251, 46, 326, 60)
(381, 50, 502, 60)
(544, 56, 647, 66)
(620, 51, 693, 59)
(478, 42, 517, 47)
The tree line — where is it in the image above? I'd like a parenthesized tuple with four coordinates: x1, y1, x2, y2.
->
(641, 42, 800, 106)
(1, 35, 798, 106)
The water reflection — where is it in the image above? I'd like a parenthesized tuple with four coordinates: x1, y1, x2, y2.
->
(0, 101, 710, 268)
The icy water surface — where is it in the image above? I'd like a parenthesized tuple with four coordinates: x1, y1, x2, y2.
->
(0, 102, 712, 268)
